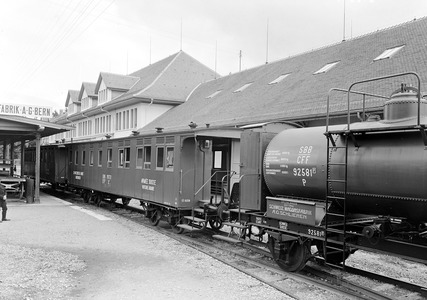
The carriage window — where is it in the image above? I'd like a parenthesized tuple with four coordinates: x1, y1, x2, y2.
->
(136, 148, 143, 168)
(144, 146, 151, 170)
(75, 150, 79, 165)
(156, 147, 164, 170)
(118, 149, 124, 168)
(107, 148, 112, 168)
(89, 150, 94, 166)
(82, 150, 86, 165)
(98, 150, 103, 167)
(165, 146, 174, 171)
(124, 147, 130, 168)
(69, 151, 72, 164)
(213, 151, 222, 169)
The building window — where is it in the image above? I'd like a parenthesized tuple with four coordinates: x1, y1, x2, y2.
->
(313, 61, 339, 74)
(233, 82, 253, 93)
(374, 45, 405, 61)
(98, 150, 102, 167)
(107, 148, 112, 168)
(269, 74, 290, 85)
(206, 90, 222, 99)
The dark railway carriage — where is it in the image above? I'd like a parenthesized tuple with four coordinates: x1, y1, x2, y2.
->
(66, 132, 212, 227)
(24, 145, 68, 188)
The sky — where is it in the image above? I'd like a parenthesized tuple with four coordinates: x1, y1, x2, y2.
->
(1, 0, 427, 112)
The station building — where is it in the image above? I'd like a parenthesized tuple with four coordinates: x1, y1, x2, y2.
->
(47, 51, 218, 144)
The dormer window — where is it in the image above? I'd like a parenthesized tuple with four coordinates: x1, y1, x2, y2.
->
(374, 45, 405, 61)
(206, 90, 222, 99)
(233, 82, 253, 93)
(269, 74, 290, 85)
(313, 61, 340, 75)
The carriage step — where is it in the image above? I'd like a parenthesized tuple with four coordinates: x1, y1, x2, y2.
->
(212, 235, 243, 244)
(222, 222, 247, 229)
(184, 216, 206, 223)
(176, 224, 202, 232)
(206, 205, 218, 211)
(193, 207, 204, 214)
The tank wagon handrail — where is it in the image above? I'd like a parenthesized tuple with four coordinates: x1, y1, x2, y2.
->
(347, 72, 421, 131)
(326, 88, 389, 132)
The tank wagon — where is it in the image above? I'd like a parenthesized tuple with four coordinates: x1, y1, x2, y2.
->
(25, 73, 427, 272)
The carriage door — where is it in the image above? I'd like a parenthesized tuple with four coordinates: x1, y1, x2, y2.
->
(211, 138, 231, 201)
(180, 137, 196, 207)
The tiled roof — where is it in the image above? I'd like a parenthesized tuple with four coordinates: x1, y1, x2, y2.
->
(65, 90, 80, 107)
(94, 72, 139, 93)
(112, 51, 218, 103)
(140, 17, 427, 133)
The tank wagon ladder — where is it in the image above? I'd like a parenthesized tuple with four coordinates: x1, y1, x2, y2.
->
(324, 130, 349, 269)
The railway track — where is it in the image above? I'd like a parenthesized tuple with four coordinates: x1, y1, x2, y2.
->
(45, 188, 426, 300)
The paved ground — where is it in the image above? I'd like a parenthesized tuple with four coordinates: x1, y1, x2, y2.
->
(0, 193, 287, 300)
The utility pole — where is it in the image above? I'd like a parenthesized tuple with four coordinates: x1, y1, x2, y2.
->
(266, 19, 269, 64)
(239, 50, 242, 72)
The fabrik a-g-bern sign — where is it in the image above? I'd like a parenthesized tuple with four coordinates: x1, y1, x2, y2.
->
(0, 103, 52, 118)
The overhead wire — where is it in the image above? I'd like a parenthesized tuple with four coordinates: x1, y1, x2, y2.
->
(11, 0, 106, 90)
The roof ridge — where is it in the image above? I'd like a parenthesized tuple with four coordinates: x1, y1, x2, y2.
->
(225, 16, 427, 77)
(132, 51, 182, 98)
(100, 71, 139, 79)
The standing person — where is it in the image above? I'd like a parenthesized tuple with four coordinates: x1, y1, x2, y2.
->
(0, 183, 9, 222)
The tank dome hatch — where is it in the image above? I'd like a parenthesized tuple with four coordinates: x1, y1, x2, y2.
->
(384, 83, 427, 122)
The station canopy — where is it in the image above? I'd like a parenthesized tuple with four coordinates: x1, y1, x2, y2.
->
(0, 115, 72, 142)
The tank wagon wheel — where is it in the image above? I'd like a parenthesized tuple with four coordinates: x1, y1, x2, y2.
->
(268, 235, 311, 272)
(208, 217, 223, 231)
(121, 198, 130, 206)
(149, 209, 161, 226)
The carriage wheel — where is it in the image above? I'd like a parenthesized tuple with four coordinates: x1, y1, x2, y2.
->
(268, 235, 310, 272)
(149, 209, 161, 226)
(94, 194, 103, 206)
(82, 191, 90, 203)
(171, 221, 184, 234)
(208, 217, 223, 231)
(122, 198, 130, 206)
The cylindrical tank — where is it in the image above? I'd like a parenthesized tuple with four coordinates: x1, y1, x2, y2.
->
(263, 122, 427, 223)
